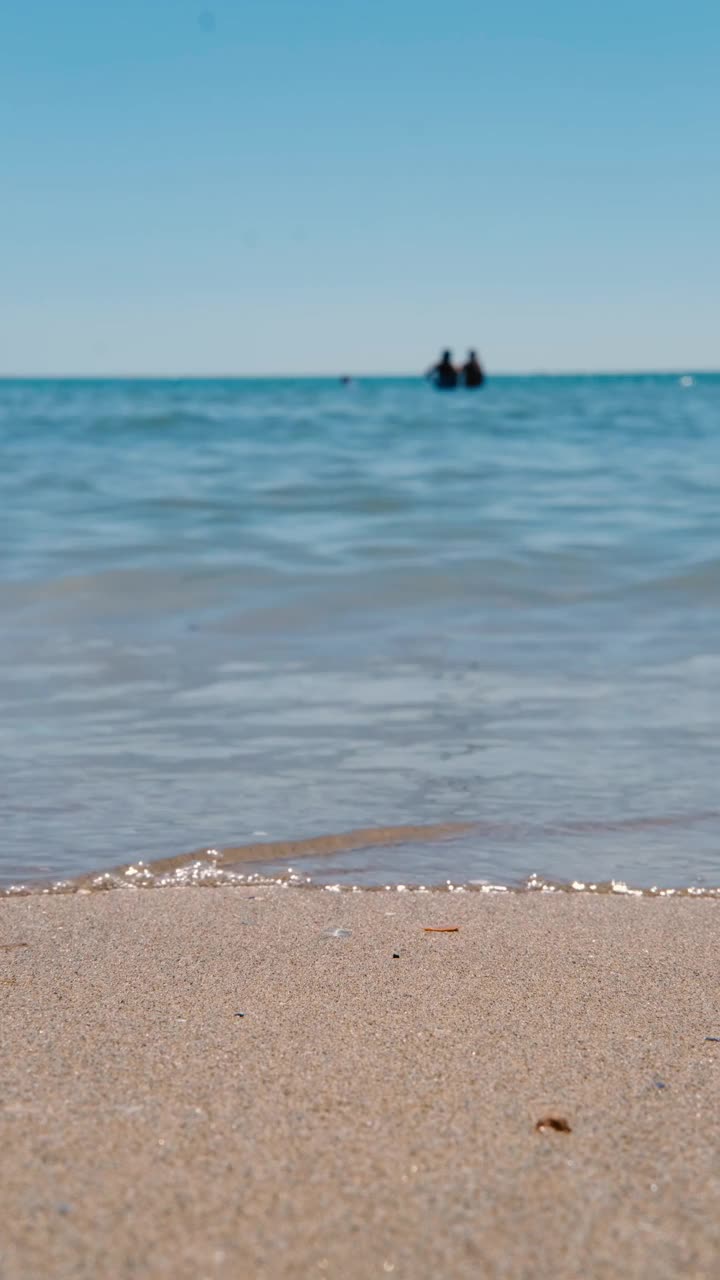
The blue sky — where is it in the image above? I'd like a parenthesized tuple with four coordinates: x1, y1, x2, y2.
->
(1, 1, 718, 374)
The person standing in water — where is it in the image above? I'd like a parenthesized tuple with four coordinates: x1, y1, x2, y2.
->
(460, 350, 485, 388)
(427, 350, 458, 389)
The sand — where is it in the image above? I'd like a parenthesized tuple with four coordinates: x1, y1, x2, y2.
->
(1, 886, 719, 1279)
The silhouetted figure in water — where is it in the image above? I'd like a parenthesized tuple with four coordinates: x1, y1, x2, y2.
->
(427, 350, 458, 390)
(460, 350, 485, 388)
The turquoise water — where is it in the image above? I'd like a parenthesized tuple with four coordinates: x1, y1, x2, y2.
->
(2, 375, 719, 890)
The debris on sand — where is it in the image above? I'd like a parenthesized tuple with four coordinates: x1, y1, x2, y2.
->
(535, 1116, 572, 1134)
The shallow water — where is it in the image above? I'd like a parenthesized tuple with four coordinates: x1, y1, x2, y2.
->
(2, 374, 719, 891)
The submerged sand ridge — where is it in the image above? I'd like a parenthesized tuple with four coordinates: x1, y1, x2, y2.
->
(72, 821, 477, 890)
(1, 886, 720, 1278)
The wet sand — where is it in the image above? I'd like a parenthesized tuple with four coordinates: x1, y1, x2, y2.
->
(2, 886, 719, 1279)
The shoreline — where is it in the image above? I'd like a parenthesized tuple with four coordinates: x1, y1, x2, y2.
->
(4, 815, 720, 897)
(2, 886, 719, 1277)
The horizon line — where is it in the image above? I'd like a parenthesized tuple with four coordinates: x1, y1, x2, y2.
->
(0, 368, 716, 381)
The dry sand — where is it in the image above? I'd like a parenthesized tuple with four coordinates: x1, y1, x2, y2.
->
(1, 886, 719, 1279)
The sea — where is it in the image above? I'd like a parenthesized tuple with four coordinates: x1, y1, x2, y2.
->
(2, 374, 719, 894)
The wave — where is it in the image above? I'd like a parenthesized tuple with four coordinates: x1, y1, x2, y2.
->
(4, 812, 720, 897)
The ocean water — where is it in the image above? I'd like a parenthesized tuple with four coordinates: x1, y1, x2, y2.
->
(1, 374, 719, 892)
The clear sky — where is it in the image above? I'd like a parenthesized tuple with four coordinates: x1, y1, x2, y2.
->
(1, 1, 718, 375)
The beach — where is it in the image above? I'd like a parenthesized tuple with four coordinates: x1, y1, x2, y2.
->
(2, 886, 719, 1278)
